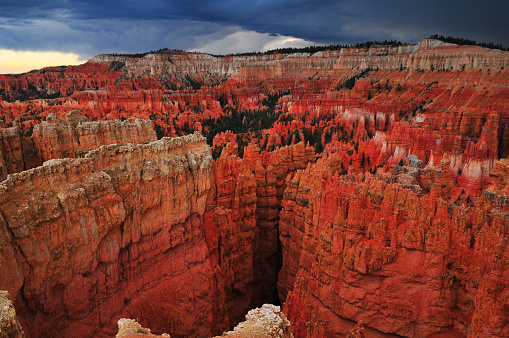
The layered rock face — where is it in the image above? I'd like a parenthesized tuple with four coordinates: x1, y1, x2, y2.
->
(31, 110, 156, 162)
(203, 141, 315, 328)
(0, 126, 314, 337)
(279, 155, 509, 337)
(0, 38, 508, 338)
(0, 110, 156, 180)
(0, 125, 31, 180)
(0, 133, 216, 337)
(87, 39, 508, 84)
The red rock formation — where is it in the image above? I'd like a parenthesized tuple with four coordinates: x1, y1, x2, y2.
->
(204, 142, 258, 326)
(0, 125, 27, 179)
(278, 155, 509, 337)
(0, 63, 122, 102)
(0, 129, 317, 337)
(203, 141, 315, 327)
(0, 39, 508, 338)
(0, 110, 156, 179)
(32, 110, 156, 162)
(245, 142, 315, 308)
(0, 133, 219, 338)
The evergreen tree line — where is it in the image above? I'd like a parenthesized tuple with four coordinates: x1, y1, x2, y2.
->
(429, 34, 508, 51)
(198, 94, 284, 146)
(107, 48, 184, 58)
(220, 40, 409, 57)
(106, 36, 507, 61)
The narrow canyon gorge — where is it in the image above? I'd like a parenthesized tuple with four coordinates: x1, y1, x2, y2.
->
(0, 39, 507, 337)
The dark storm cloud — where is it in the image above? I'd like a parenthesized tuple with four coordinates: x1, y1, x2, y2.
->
(0, 0, 508, 59)
(339, 0, 509, 46)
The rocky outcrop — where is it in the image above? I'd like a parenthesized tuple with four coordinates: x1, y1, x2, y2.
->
(115, 318, 170, 338)
(32, 110, 157, 162)
(0, 133, 218, 338)
(114, 304, 293, 338)
(0, 291, 25, 338)
(0, 39, 508, 338)
(217, 304, 293, 338)
(0, 111, 156, 180)
(278, 155, 509, 337)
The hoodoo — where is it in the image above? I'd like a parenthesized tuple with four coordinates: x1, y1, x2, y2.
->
(0, 39, 508, 337)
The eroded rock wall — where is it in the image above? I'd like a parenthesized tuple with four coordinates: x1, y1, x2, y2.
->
(0, 129, 316, 337)
(32, 111, 157, 162)
(0, 111, 156, 180)
(278, 155, 509, 337)
(243, 142, 316, 308)
(202, 141, 316, 328)
(0, 133, 216, 338)
(0, 126, 26, 180)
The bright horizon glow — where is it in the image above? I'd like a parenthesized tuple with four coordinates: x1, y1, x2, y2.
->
(0, 49, 86, 75)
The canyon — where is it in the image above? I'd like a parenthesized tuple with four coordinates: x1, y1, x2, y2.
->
(0, 38, 508, 337)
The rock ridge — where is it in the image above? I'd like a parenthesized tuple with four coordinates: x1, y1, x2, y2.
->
(0, 132, 215, 337)
(0, 110, 157, 181)
(279, 154, 509, 337)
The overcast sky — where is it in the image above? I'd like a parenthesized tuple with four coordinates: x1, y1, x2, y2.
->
(1, 0, 508, 73)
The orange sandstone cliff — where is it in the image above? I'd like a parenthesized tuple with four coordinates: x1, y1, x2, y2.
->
(0, 133, 217, 337)
(0, 38, 508, 338)
(0, 110, 156, 180)
(279, 155, 508, 337)
(0, 127, 314, 337)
